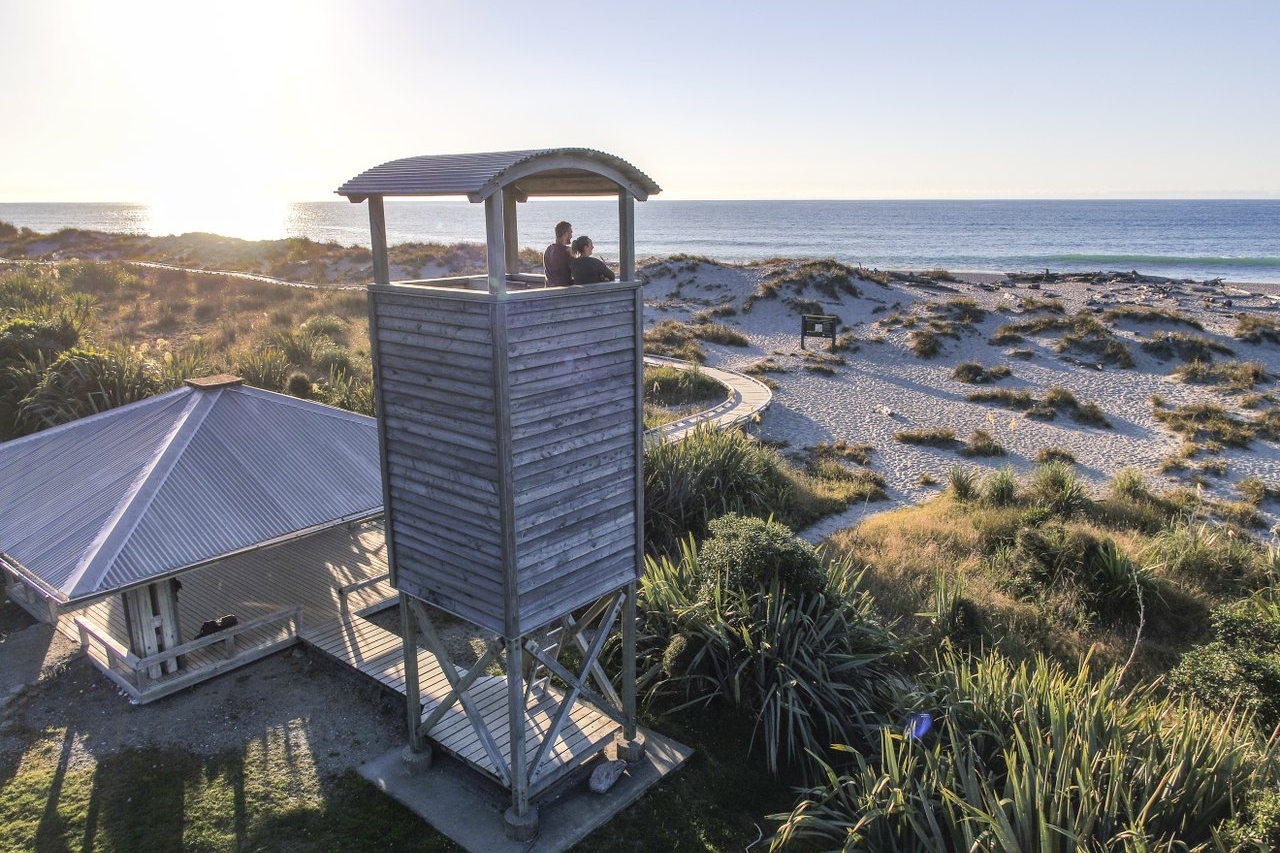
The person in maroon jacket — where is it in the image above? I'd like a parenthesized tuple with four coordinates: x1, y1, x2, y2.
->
(543, 220, 573, 286)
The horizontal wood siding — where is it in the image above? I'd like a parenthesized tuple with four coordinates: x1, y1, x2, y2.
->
(371, 287, 505, 633)
(507, 290, 640, 624)
(369, 283, 642, 634)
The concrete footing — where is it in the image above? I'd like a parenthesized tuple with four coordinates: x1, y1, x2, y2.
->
(359, 726, 692, 853)
(503, 805, 539, 841)
(401, 744, 433, 774)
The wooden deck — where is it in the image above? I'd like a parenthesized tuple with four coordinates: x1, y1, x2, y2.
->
(65, 518, 619, 792)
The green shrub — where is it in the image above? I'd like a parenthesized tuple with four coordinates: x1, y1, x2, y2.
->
(1169, 596, 1280, 728)
(697, 514, 825, 599)
(0, 316, 80, 364)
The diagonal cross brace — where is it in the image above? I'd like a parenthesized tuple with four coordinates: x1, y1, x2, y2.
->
(408, 599, 510, 784)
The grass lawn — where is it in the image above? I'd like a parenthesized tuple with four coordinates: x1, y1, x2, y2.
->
(0, 691, 795, 853)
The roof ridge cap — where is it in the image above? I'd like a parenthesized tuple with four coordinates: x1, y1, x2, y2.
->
(63, 389, 218, 598)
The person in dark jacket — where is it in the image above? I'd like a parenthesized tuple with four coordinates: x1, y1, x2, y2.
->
(569, 235, 616, 284)
(543, 221, 573, 286)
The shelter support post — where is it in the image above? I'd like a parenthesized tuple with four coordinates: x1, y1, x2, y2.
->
(618, 191, 636, 282)
(400, 597, 426, 755)
(616, 582, 645, 761)
(485, 190, 508, 295)
(368, 196, 390, 285)
(123, 582, 181, 681)
(504, 641, 538, 840)
(502, 192, 520, 274)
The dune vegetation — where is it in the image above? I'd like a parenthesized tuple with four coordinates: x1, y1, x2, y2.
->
(4, 236, 1280, 851)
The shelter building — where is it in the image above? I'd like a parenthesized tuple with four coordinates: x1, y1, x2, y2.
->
(0, 376, 390, 703)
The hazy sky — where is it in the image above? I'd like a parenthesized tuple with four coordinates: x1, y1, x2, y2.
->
(3, 0, 1277, 203)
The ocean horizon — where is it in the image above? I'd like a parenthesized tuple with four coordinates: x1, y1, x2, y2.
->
(3, 199, 1279, 285)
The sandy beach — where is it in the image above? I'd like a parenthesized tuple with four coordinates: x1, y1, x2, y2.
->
(639, 259, 1280, 541)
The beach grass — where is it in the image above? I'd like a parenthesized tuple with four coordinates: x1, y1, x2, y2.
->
(1174, 358, 1268, 391)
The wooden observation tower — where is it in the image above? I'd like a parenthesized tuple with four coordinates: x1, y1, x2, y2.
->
(338, 149, 659, 839)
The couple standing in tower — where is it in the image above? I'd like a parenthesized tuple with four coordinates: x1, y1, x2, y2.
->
(542, 221, 617, 287)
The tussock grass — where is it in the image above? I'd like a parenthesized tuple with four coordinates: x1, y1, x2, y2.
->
(1174, 358, 1268, 391)
(1140, 330, 1234, 362)
(992, 310, 1133, 367)
(908, 328, 941, 358)
(1103, 304, 1204, 329)
(961, 429, 1006, 457)
(951, 361, 1012, 383)
(968, 385, 1109, 427)
(643, 364, 726, 408)
(1153, 401, 1254, 447)
(745, 260, 860, 311)
(894, 427, 958, 447)
(643, 319, 707, 362)
(811, 439, 874, 466)
(690, 321, 749, 347)
(1234, 313, 1280, 345)
(1035, 446, 1076, 465)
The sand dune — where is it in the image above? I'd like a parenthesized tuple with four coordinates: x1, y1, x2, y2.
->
(639, 259, 1280, 541)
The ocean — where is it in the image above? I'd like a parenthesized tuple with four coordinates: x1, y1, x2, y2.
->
(2, 199, 1278, 285)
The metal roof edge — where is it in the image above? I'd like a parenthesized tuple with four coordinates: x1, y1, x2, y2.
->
(1, 551, 67, 605)
(471, 149, 658, 202)
(234, 383, 377, 426)
(0, 386, 192, 453)
(60, 508, 385, 608)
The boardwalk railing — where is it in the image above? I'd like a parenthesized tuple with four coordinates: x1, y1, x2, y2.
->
(74, 605, 302, 703)
(336, 572, 394, 619)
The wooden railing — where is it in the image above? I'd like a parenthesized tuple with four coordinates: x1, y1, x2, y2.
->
(336, 572, 393, 619)
(74, 605, 302, 703)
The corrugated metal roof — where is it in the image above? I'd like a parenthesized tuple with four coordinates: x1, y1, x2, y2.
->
(336, 148, 661, 203)
(0, 384, 382, 603)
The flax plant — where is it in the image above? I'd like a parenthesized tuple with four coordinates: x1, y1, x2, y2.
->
(772, 649, 1280, 852)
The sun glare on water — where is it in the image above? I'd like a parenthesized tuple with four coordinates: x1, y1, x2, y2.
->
(143, 194, 293, 242)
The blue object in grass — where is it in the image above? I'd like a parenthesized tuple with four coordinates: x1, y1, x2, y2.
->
(905, 712, 932, 739)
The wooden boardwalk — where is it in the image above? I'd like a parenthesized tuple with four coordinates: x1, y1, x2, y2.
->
(643, 356, 773, 442)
